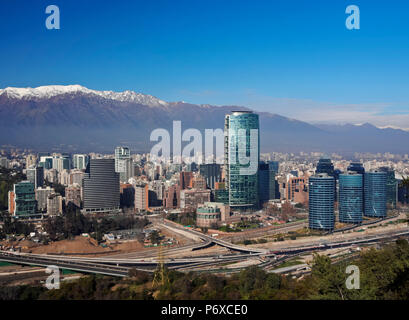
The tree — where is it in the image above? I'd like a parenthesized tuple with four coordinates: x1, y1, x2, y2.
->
(149, 230, 161, 245)
(200, 227, 208, 234)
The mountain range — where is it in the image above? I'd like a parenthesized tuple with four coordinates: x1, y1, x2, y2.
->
(0, 85, 408, 155)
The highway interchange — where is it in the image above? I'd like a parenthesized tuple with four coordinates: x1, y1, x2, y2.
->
(1, 215, 409, 278)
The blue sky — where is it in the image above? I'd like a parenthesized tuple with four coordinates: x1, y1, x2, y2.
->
(1, 0, 409, 128)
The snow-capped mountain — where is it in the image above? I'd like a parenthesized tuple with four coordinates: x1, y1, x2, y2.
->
(1, 84, 409, 154)
(0, 85, 169, 107)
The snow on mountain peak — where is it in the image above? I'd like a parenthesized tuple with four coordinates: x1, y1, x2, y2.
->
(0, 85, 169, 107)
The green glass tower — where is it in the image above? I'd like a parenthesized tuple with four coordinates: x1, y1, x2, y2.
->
(224, 111, 259, 210)
(13, 181, 37, 217)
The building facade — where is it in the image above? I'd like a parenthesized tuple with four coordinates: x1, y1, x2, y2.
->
(379, 167, 397, 209)
(309, 173, 335, 231)
(73, 154, 89, 170)
(9, 181, 37, 218)
(364, 171, 387, 218)
(196, 206, 221, 228)
(199, 163, 221, 190)
(339, 173, 363, 224)
(224, 111, 259, 210)
(26, 166, 44, 189)
(115, 146, 132, 183)
(65, 184, 82, 208)
(82, 159, 120, 213)
(258, 162, 276, 203)
(35, 186, 54, 211)
(47, 193, 63, 216)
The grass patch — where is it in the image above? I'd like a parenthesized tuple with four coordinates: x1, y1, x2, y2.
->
(273, 259, 304, 270)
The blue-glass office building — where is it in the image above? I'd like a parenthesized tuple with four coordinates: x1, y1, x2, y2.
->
(379, 167, 397, 209)
(309, 173, 335, 231)
(258, 161, 275, 203)
(364, 171, 387, 218)
(347, 163, 365, 175)
(339, 173, 363, 224)
(316, 158, 334, 176)
(224, 111, 259, 210)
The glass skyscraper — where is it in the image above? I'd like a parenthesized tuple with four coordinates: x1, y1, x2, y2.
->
(316, 158, 334, 176)
(364, 171, 387, 218)
(379, 167, 397, 209)
(83, 159, 120, 213)
(224, 111, 259, 210)
(199, 163, 221, 189)
(269, 161, 279, 174)
(258, 161, 276, 203)
(347, 162, 365, 175)
(12, 181, 37, 217)
(309, 173, 335, 231)
(339, 173, 363, 224)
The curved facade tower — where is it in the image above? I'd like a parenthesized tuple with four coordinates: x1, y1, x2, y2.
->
(224, 111, 259, 210)
(339, 173, 363, 224)
(309, 173, 335, 231)
(364, 171, 387, 218)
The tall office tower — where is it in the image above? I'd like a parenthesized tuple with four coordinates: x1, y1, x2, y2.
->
(115, 146, 132, 183)
(308, 173, 335, 231)
(224, 111, 260, 210)
(9, 181, 37, 218)
(179, 171, 193, 189)
(316, 157, 336, 200)
(82, 159, 120, 214)
(199, 163, 221, 189)
(73, 154, 89, 170)
(258, 162, 276, 204)
(347, 162, 365, 175)
(364, 170, 387, 218)
(316, 158, 334, 176)
(269, 161, 279, 174)
(379, 167, 397, 209)
(25, 154, 37, 168)
(26, 165, 44, 189)
(339, 173, 363, 224)
(35, 186, 55, 211)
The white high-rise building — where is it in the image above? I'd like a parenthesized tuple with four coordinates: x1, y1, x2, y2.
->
(73, 154, 89, 170)
(115, 146, 132, 183)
